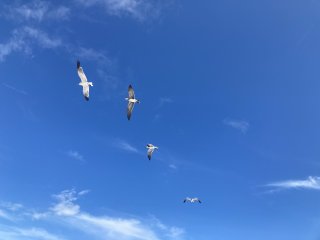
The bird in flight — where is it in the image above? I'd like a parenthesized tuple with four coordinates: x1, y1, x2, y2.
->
(125, 85, 140, 120)
(146, 144, 158, 160)
(183, 197, 202, 203)
(77, 61, 93, 101)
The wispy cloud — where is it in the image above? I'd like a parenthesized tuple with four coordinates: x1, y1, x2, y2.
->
(169, 164, 177, 170)
(3, 1, 70, 22)
(223, 118, 250, 134)
(2, 83, 28, 96)
(51, 189, 84, 216)
(114, 139, 139, 153)
(67, 150, 85, 163)
(0, 202, 23, 212)
(0, 26, 62, 61)
(0, 189, 185, 240)
(0, 226, 65, 240)
(266, 176, 320, 191)
(159, 97, 173, 107)
(74, 0, 162, 21)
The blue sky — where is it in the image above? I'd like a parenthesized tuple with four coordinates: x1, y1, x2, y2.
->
(1, 0, 320, 239)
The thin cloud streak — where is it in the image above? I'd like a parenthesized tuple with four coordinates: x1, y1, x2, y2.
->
(266, 176, 320, 191)
(114, 139, 139, 153)
(2, 83, 28, 96)
(223, 119, 250, 134)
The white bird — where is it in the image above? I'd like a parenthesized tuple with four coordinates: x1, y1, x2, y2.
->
(146, 144, 158, 160)
(77, 61, 93, 101)
(183, 197, 202, 203)
(125, 85, 140, 120)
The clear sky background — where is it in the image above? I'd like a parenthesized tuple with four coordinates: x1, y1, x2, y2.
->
(1, 0, 320, 239)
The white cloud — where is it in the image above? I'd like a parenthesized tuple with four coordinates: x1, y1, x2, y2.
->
(0, 27, 62, 61)
(114, 139, 139, 153)
(51, 189, 81, 216)
(223, 119, 249, 134)
(0, 209, 13, 221)
(266, 176, 320, 191)
(4, 1, 70, 22)
(74, 0, 161, 21)
(0, 202, 23, 212)
(159, 97, 173, 107)
(169, 164, 177, 170)
(153, 218, 184, 239)
(0, 226, 65, 240)
(0, 190, 185, 240)
(67, 150, 85, 163)
(2, 83, 28, 96)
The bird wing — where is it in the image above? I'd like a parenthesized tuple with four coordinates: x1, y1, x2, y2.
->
(82, 84, 90, 101)
(147, 148, 154, 160)
(127, 102, 134, 120)
(128, 85, 135, 99)
(78, 67, 88, 83)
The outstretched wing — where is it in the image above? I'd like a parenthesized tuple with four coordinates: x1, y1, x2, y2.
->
(147, 148, 154, 160)
(82, 84, 90, 101)
(128, 85, 135, 99)
(127, 102, 134, 120)
(78, 67, 88, 83)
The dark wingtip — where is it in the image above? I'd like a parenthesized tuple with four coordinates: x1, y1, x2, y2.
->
(77, 60, 80, 69)
(148, 156, 151, 160)
(84, 96, 89, 101)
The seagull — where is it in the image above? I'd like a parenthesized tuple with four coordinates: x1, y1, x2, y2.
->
(125, 85, 140, 120)
(183, 197, 202, 203)
(77, 60, 93, 101)
(146, 144, 158, 160)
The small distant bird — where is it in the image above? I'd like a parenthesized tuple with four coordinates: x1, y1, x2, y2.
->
(183, 197, 202, 203)
(146, 144, 158, 160)
(77, 61, 93, 101)
(125, 85, 140, 120)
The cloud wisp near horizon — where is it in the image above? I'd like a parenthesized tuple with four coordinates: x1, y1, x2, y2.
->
(265, 176, 320, 191)
(0, 189, 185, 240)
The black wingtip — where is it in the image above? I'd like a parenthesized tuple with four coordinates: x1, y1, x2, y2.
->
(148, 156, 151, 160)
(84, 96, 89, 101)
(77, 60, 80, 69)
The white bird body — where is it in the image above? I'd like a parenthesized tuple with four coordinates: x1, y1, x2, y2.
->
(146, 144, 158, 160)
(77, 61, 93, 101)
(184, 197, 202, 203)
(125, 98, 139, 103)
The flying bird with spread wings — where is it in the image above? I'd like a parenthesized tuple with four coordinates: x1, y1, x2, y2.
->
(183, 197, 202, 203)
(125, 85, 140, 120)
(146, 144, 158, 160)
(77, 61, 93, 101)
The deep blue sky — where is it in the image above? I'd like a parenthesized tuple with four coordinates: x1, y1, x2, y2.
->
(1, 0, 320, 239)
